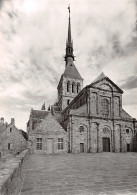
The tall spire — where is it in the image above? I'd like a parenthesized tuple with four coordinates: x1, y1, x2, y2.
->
(67, 5, 72, 45)
(64, 5, 75, 65)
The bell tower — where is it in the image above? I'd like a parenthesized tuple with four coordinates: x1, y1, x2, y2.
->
(57, 5, 83, 111)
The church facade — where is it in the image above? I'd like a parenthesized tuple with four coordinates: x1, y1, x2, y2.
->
(27, 9, 137, 154)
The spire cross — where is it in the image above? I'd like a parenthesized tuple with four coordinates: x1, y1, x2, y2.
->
(68, 4, 70, 18)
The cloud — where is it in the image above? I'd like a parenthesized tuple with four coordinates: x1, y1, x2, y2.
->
(120, 76, 137, 90)
(0, 0, 136, 130)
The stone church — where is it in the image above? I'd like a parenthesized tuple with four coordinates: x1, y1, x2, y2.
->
(27, 9, 137, 154)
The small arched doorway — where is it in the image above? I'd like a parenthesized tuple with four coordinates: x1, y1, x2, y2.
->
(102, 127, 111, 152)
(125, 128, 133, 152)
(74, 124, 88, 153)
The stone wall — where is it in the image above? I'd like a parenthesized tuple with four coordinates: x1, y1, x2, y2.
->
(0, 149, 30, 195)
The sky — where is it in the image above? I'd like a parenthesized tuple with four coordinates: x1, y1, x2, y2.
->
(0, 0, 137, 131)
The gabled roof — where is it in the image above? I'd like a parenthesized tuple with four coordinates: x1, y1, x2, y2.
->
(63, 61, 83, 80)
(121, 109, 132, 119)
(31, 109, 49, 119)
(35, 112, 66, 134)
(87, 72, 123, 94)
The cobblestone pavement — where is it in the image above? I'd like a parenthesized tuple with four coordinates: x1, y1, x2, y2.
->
(20, 153, 137, 195)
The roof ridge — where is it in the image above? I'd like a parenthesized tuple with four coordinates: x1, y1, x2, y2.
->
(92, 72, 106, 83)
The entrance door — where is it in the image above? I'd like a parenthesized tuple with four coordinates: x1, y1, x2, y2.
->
(80, 143, 84, 153)
(47, 139, 53, 154)
(127, 144, 130, 152)
(103, 138, 110, 152)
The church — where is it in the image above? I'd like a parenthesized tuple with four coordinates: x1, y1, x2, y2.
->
(27, 8, 137, 154)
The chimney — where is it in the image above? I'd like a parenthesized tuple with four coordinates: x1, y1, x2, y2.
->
(11, 118, 15, 125)
(0, 117, 4, 124)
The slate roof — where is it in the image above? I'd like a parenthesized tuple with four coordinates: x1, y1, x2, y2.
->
(35, 112, 66, 134)
(0, 123, 8, 133)
(31, 110, 49, 119)
(92, 72, 106, 83)
(20, 130, 28, 141)
(63, 61, 83, 80)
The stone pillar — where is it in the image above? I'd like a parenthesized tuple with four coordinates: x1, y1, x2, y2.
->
(97, 123, 99, 153)
(74, 82, 77, 94)
(77, 83, 80, 93)
(70, 116, 73, 153)
(70, 81, 72, 94)
(113, 121, 115, 152)
(88, 119, 91, 152)
(90, 122, 99, 153)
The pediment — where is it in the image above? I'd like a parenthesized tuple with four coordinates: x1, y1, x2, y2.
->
(99, 83, 113, 91)
(90, 77, 123, 93)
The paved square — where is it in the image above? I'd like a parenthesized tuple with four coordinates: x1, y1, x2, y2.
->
(20, 153, 137, 195)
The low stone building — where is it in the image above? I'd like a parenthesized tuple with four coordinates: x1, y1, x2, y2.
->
(27, 110, 67, 154)
(0, 117, 28, 159)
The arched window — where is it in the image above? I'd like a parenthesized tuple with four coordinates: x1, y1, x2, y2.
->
(67, 82, 69, 92)
(72, 83, 74, 93)
(79, 125, 84, 133)
(101, 98, 109, 117)
(67, 99, 70, 105)
(103, 127, 110, 134)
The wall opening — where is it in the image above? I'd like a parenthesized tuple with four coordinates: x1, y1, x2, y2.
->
(102, 138, 110, 152)
(127, 144, 130, 152)
(80, 143, 84, 153)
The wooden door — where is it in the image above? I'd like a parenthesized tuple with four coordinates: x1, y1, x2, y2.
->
(127, 144, 130, 152)
(80, 143, 84, 153)
(103, 138, 110, 152)
(47, 139, 53, 154)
